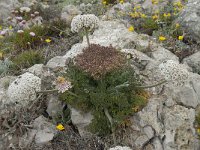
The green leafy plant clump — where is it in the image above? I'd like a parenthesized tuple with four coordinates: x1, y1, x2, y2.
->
(59, 44, 148, 136)
(11, 50, 44, 71)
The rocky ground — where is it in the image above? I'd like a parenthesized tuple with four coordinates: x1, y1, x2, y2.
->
(1, 0, 200, 150)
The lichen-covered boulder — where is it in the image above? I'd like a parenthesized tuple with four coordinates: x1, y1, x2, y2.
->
(7, 72, 41, 106)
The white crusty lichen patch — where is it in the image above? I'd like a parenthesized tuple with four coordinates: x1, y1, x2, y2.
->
(109, 146, 132, 150)
(7, 72, 41, 106)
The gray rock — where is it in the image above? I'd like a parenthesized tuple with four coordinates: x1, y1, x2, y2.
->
(61, 5, 81, 25)
(183, 51, 200, 74)
(33, 116, 57, 145)
(151, 46, 179, 63)
(171, 83, 199, 108)
(135, 97, 164, 134)
(177, 0, 200, 42)
(151, 137, 163, 150)
(143, 126, 154, 139)
(163, 105, 196, 150)
(46, 56, 67, 69)
(27, 64, 44, 77)
(69, 106, 93, 136)
(135, 135, 149, 148)
(0, 0, 20, 22)
(0, 76, 16, 115)
(46, 94, 62, 119)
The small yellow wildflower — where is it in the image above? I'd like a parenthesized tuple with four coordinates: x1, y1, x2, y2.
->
(159, 36, 166, 41)
(174, 1, 183, 8)
(56, 124, 65, 131)
(178, 35, 184, 41)
(134, 5, 141, 11)
(152, 15, 158, 20)
(141, 13, 147, 18)
(130, 12, 140, 18)
(45, 38, 51, 43)
(197, 128, 200, 133)
(9, 25, 13, 30)
(0, 52, 3, 59)
(152, 0, 158, 5)
(128, 26, 134, 32)
(132, 106, 139, 112)
(119, 0, 124, 4)
(102, 0, 106, 5)
(0, 26, 2, 30)
(163, 13, 171, 18)
(175, 23, 180, 28)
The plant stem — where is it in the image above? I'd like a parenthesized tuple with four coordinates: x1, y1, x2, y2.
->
(37, 89, 80, 98)
(104, 108, 117, 146)
(115, 80, 167, 90)
(85, 28, 90, 47)
(136, 80, 167, 89)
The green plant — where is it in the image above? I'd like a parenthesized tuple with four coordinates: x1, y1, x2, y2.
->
(9, 26, 47, 51)
(11, 50, 44, 70)
(0, 59, 13, 75)
(59, 44, 147, 138)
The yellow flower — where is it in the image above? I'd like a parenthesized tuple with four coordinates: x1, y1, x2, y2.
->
(163, 13, 171, 18)
(152, 15, 158, 20)
(0, 35, 4, 39)
(9, 25, 13, 30)
(134, 5, 141, 10)
(45, 38, 51, 43)
(152, 0, 158, 5)
(0, 52, 3, 59)
(120, 0, 124, 4)
(0, 26, 2, 30)
(178, 35, 184, 40)
(174, 1, 183, 8)
(56, 76, 66, 84)
(56, 124, 65, 131)
(197, 128, 200, 133)
(128, 26, 134, 32)
(175, 23, 180, 28)
(141, 13, 147, 18)
(130, 12, 140, 18)
(159, 36, 166, 41)
(102, 0, 106, 5)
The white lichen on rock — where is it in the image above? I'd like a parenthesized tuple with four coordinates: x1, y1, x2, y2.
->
(71, 14, 99, 33)
(159, 60, 189, 86)
(109, 146, 132, 150)
(7, 72, 41, 106)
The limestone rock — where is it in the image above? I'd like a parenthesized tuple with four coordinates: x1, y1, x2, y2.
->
(33, 116, 57, 145)
(0, 0, 20, 22)
(27, 64, 44, 77)
(183, 51, 200, 74)
(61, 5, 81, 25)
(69, 106, 93, 136)
(163, 105, 197, 150)
(46, 56, 67, 69)
(177, 0, 200, 42)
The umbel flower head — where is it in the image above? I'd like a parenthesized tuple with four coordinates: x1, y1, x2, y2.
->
(71, 14, 99, 33)
(159, 60, 189, 86)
